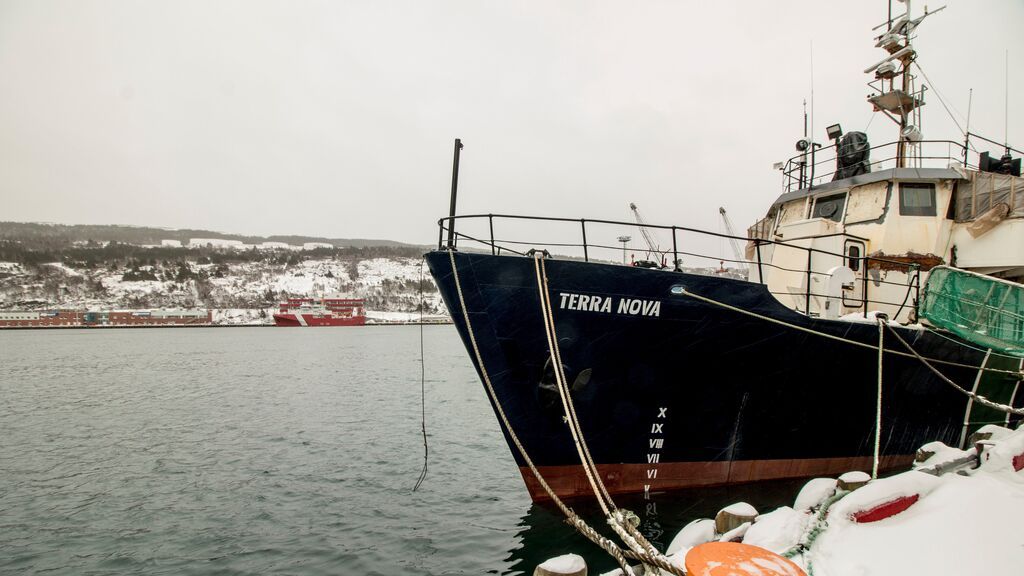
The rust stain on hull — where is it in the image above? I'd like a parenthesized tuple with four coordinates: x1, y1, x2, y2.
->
(868, 252, 944, 272)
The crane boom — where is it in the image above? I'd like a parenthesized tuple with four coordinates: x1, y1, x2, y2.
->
(718, 207, 749, 271)
(629, 203, 661, 255)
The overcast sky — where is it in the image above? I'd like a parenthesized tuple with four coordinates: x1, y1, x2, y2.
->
(2, 0, 1022, 249)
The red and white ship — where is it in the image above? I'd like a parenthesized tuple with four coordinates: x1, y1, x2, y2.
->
(273, 298, 366, 327)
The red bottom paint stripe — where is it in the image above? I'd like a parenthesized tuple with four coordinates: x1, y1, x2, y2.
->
(519, 455, 915, 501)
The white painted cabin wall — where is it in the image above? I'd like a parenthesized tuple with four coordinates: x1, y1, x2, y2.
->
(759, 179, 955, 323)
(842, 181, 956, 259)
(760, 231, 854, 317)
(753, 172, 1023, 323)
(950, 219, 1024, 270)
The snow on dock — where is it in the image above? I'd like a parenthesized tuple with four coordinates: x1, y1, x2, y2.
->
(726, 426, 1023, 575)
(561, 424, 1024, 576)
(809, 471, 1021, 574)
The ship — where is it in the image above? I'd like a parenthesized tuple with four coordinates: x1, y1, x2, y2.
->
(425, 2, 1024, 501)
(272, 297, 366, 327)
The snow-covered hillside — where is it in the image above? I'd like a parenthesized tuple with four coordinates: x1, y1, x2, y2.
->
(0, 256, 447, 325)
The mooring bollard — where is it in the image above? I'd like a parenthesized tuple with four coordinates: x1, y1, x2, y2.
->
(915, 442, 939, 464)
(715, 502, 757, 534)
(534, 553, 587, 576)
(837, 471, 870, 491)
(666, 518, 715, 554)
(793, 477, 837, 511)
(969, 424, 1013, 447)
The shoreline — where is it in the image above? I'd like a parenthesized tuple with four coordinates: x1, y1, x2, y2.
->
(0, 321, 453, 331)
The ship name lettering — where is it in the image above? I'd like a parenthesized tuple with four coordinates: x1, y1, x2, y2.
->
(557, 293, 658, 317)
(558, 292, 613, 313)
(617, 298, 661, 317)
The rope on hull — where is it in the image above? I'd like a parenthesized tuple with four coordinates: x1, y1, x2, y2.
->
(534, 254, 668, 561)
(678, 287, 1023, 416)
(447, 249, 684, 576)
(678, 287, 1023, 376)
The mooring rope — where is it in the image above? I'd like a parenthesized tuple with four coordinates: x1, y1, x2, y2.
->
(678, 288, 1023, 377)
(447, 250, 683, 576)
(413, 257, 429, 492)
(781, 490, 848, 576)
(534, 254, 667, 561)
(883, 323, 1024, 416)
(959, 349, 994, 449)
(533, 254, 615, 515)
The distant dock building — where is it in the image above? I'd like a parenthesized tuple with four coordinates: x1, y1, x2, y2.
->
(0, 309, 212, 328)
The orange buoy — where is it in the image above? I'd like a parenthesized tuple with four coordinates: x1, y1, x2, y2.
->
(685, 542, 806, 576)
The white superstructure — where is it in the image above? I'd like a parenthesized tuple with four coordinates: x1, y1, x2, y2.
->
(747, 2, 1022, 323)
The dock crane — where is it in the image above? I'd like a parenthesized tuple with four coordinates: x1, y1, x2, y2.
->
(629, 203, 667, 267)
(718, 207, 749, 272)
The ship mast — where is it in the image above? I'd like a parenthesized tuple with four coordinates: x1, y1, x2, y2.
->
(865, 0, 945, 167)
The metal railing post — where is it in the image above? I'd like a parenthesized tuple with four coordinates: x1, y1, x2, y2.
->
(672, 227, 679, 271)
(805, 249, 813, 315)
(913, 266, 921, 319)
(808, 145, 817, 189)
(863, 257, 871, 318)
(446, 139, 463, 249)
(755, 241, 764, 284)
(437, 220, 444, 250)
(488, 214, 495, 256)
(580, 219, 589, 262)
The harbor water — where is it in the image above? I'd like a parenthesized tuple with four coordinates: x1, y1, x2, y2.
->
(0, 326, 801, 575)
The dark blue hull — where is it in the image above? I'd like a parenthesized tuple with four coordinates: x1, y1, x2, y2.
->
(426, 250, 1022, 500)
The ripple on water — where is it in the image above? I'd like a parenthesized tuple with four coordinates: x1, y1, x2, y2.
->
(0, 326, 801, 575)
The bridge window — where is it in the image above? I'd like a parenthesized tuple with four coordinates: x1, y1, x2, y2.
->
(812, 193, 846, 222)
(899, 183, 936, 216)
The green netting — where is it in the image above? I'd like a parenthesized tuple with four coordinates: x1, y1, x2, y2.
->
(920, 266, 1024, 357)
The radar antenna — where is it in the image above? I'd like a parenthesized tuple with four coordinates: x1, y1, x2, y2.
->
(865, 1, 946, 167)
